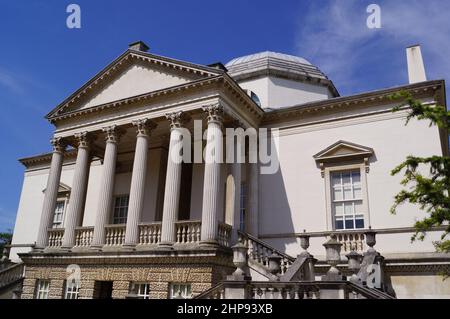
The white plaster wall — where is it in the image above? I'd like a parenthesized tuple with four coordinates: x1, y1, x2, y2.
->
(259, 111, 443, 256)
(235, 76, 332, 109)
(267, 77, 332, 108)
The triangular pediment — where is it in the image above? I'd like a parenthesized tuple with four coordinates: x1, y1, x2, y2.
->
(314, 140, 374, 162)
(47, 50, 221, 119)
(43, 182, 71, 194)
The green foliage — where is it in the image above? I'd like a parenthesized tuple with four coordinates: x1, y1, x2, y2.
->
(0, 230, 12, 261)
(389, 91, 450, 254)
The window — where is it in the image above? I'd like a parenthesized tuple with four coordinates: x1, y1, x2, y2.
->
(331, 170, 364, 230)
(64, 280, 80, 299)
(169, 283, 192, 299)
(52, 201, 65, 228)
(113, 195, 129, 224)
(240, 182, 247, 231)
(130, 282, 151, 299)
(35, 280, 50, 299)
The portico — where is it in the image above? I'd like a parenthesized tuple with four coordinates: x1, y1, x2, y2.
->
(36, 100, 260, 252)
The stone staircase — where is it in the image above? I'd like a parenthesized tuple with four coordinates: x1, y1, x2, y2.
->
(0, 263, 25, 298)
(196, 230, 395, 299)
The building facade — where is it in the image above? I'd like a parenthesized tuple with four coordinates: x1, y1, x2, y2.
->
(3, 41, 450, 299)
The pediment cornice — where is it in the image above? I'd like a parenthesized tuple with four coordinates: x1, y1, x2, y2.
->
(314, 140, 374, 162)
(46, 50, 223, 121)
(262, 80, 444, 124)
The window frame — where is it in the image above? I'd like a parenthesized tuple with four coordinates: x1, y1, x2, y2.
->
(64, 280, 80, 299)
(130, 282, 151, 299)
(112, 194, 130, 225)
(35, 280, 50, 299)
(324, 163, 370, 231)
(169, 283, 192, 299)
(52, 199, 67, 229)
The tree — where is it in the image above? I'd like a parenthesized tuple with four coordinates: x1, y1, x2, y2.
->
(0, 230, 13, 261)
(390, 91, 450, 254)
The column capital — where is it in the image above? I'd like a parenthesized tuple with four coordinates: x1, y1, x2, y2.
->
(165, 111, 190, 130)
(132, 118, 157, 137)
(50, 137, 67, 153)
(74, 131, 93, 149)
(202, 103, 224, 125)
(102, 125, 125, 144)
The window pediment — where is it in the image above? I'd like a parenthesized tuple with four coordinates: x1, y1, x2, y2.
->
(314, 140, 374, 163)
(314, 141, 374, 177)
(43, 182, 71, 195)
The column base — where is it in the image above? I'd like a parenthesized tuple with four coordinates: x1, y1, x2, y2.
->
(122, 243, 136, 251)
(59, 246, 73, 253)
(199, 240, 220, 249)
(157, 242, 174, 250)
(32, 246, 45, 252)
(89, 244, 104, 252)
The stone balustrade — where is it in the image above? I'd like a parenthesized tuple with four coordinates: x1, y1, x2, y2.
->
(47, 229, 64, 248)
(218, 223, 232, 247)
(335, 231, 366, 252)
(45, 221, 233, 249)
(196, 280, 392, 300)
(74, 226, 94, 247)
(105, 224, 126, 246)
(138, 222, 162, 245)
(175, 221, 201, 244)
(0, 263, 25, 290)
(239, 231, 294, 275)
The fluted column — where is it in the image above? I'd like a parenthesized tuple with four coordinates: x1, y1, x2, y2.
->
(230, 147, 242, 244)
(200, 104, 224, 246)
(91, 125, 123, 249)
(35, 137, 66, 250)
(62, 132, 92, 250)
(159, 111, 189, 249)
(123, 119, 157, 249)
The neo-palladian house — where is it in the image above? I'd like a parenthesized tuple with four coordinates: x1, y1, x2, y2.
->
(2, 41, 449, 299)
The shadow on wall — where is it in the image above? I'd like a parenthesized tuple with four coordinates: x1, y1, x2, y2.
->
(258, 132, 297, 251)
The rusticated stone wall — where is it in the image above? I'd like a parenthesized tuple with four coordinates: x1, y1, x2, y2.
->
(22, 263, 233, 299)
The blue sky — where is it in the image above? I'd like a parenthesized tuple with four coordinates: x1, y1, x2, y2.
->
(0, 0, 449, 232)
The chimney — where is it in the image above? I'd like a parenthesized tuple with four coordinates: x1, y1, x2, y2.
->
(128, 41, 150, 52)
(406, 45, 427, 84)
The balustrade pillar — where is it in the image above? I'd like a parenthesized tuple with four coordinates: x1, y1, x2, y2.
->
(61, 132, 93, 250)
(35, 137, 66, 250)
(159, 111, 188, 249)
(200, 104, 224, 246)
(123, 119, 157, 249)
(91, 125, 123, 249)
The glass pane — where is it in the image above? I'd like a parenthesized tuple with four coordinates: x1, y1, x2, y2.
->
(353, 187, 362, 199)
(342, 173, 351, 186)
(343, 187, 353, 200)
(354, 201, 363, 214)
(331, 173, 341, 187)
(334, 203, 343, 216)
(355, 218, 365, 229)
(345, 217, 354, 229)
(344, 202, 353, 215)
(352, 171, 361, 184)
(333, 188, 343, 201)
(335, 219, 344, 230)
